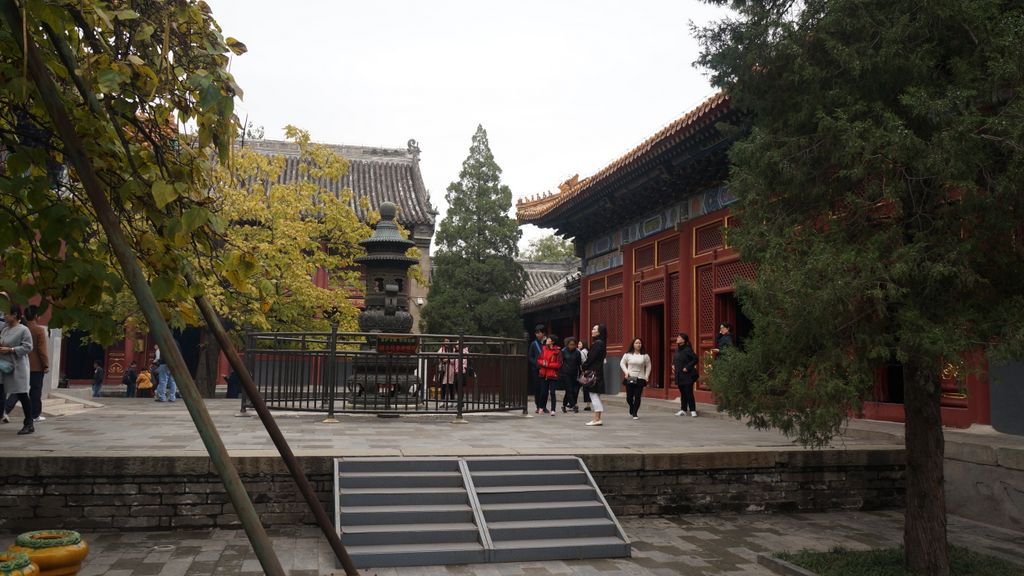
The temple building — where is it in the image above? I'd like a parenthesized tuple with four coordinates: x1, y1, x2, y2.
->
(516, 93, 998, 430)
(63, 139, 437, 387)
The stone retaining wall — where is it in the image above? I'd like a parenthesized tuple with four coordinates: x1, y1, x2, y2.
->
(0, 448, 905, 533)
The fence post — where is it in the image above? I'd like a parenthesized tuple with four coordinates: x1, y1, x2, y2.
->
(453, 334, 468, 423)
(323, 322, 339, 423)
(238, 332, 251, 416)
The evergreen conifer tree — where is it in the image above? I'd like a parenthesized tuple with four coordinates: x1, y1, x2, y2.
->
(696, 1, 1024, 574)
(422, 126, 526, 336)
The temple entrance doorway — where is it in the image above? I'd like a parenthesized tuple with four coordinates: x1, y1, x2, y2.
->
(715, 291, 752, 350)
(641, 304, 665, 388)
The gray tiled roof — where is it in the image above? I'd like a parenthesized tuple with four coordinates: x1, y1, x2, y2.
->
(520, 260, 580, 300)
(242, 139, 437, 227)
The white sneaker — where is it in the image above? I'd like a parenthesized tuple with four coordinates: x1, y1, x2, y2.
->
(34, 416, 46, 422)
(632, 416, 639, 420)
(1, 413, 8, 423)
(691, 411, 698, 417)
(675, 410, 686, 416)
(585, 420, 603, 426)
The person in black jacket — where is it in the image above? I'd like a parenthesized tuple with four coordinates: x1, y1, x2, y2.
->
(583, 324, 607, 426)
(528, 324, 547, 413)
(559, 337, 583, 413)
(672, 332, 699, 417)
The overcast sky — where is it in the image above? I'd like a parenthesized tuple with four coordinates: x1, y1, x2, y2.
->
(205, 1, 731, 252)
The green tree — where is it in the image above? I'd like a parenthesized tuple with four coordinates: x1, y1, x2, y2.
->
(695, 1, 1024, 574)
(423, 125, 526, 336)
(523, 233, 576, 263)
(0, 0, 243, 341)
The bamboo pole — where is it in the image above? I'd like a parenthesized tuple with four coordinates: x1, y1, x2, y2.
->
(0, 4, 285, 573)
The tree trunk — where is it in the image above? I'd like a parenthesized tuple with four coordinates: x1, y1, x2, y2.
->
(902, 358, 949, 575)
(196, 329, 221, 398)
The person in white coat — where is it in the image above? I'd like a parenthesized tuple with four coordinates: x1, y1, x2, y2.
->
(620, 337, 651, 420)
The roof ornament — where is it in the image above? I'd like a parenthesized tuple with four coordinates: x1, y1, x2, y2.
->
(558, 174, 580, 194)
(407, 139, 420, 158)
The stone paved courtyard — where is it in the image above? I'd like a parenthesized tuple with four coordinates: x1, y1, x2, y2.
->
(1, 393, 895, 456)
(3, 392, 1022, 574)
(15, 511, 1016, 575)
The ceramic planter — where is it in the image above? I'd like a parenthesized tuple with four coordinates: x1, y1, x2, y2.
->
(0, 552, 39, 576)
(7, 531, 87, 576)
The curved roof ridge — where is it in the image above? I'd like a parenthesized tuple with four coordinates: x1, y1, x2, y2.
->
(517, 92, 729, 222)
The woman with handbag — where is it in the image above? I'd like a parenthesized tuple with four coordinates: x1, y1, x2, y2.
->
(0, 303, 35, 435)
(582, 324, 607, 426)
(620, 337, 651, 420)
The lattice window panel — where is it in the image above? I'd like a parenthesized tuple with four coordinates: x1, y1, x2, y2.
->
(697, 266, 715, 334)
(658, 238, 679, 265)
(639, 279, 665, 304)
(590, 277, 606, 293)
(714, 261, 757, 291)
(695, 222, 725, 254)
(669, 273, 680, 337)
(635, 244, 655, 271)
(590, 294, 624, 346)
(606, 272, 623, 289)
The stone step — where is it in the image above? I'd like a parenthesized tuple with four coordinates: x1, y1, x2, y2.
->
(474, 484, 596, 505)
(338, 487, 467, 507)
(338, 471, 464, 489)
(481, 500, 609, 522)
(471, 469, 587, 487)
(345, 542, 486, 569)
(465, 457, 581, 472)
(340, 522, 480, 547)
(490, 536, 632, 563)
(487, 517, 619, 541)
(339, 504, 475, 525)
(338, 457, 461, 474)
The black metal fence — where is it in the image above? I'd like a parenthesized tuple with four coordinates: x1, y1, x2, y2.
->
(242, 330, 528, 418)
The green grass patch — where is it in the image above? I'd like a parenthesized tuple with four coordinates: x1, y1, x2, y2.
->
(776, 546, 1024, 576)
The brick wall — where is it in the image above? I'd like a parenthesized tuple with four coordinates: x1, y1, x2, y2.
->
(0, 449, 905, 533)
(581, 449, 905, 516)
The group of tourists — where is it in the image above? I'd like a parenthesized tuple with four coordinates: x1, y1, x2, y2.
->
(527, 320, 736, 426)
(528, 323, 608, 426)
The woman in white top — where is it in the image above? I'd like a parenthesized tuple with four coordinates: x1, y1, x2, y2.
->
(619, 337, 651, 420)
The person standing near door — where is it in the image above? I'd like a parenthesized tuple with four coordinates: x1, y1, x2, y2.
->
(673, 332, 699, 417)
(620, 337, 651, 420)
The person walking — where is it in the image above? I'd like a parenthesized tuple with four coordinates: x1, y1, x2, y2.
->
(0, 303, 36, 435)
(620, 337, 651, 420)
(672, 333, 699, 417)
(537, 336, 562, 416)
(91, 359, 105, 398)
(3, 305, 47, 423)
(528, 324, 547, 413)
(583, 324, 607, 426)
(122, 361, 138, 399)
(559, 337, 583, 413)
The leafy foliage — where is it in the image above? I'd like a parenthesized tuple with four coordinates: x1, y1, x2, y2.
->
(522, 233, 576, 263)
(0, 3, 371, 344)
(0, 0, 243, 342)
(695, 0, 1024, 445)
(422, 125, 526, 336)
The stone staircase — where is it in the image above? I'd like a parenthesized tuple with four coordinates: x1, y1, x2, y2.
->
(43, 392, 101, 417)
(335, 456, 630, 569)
